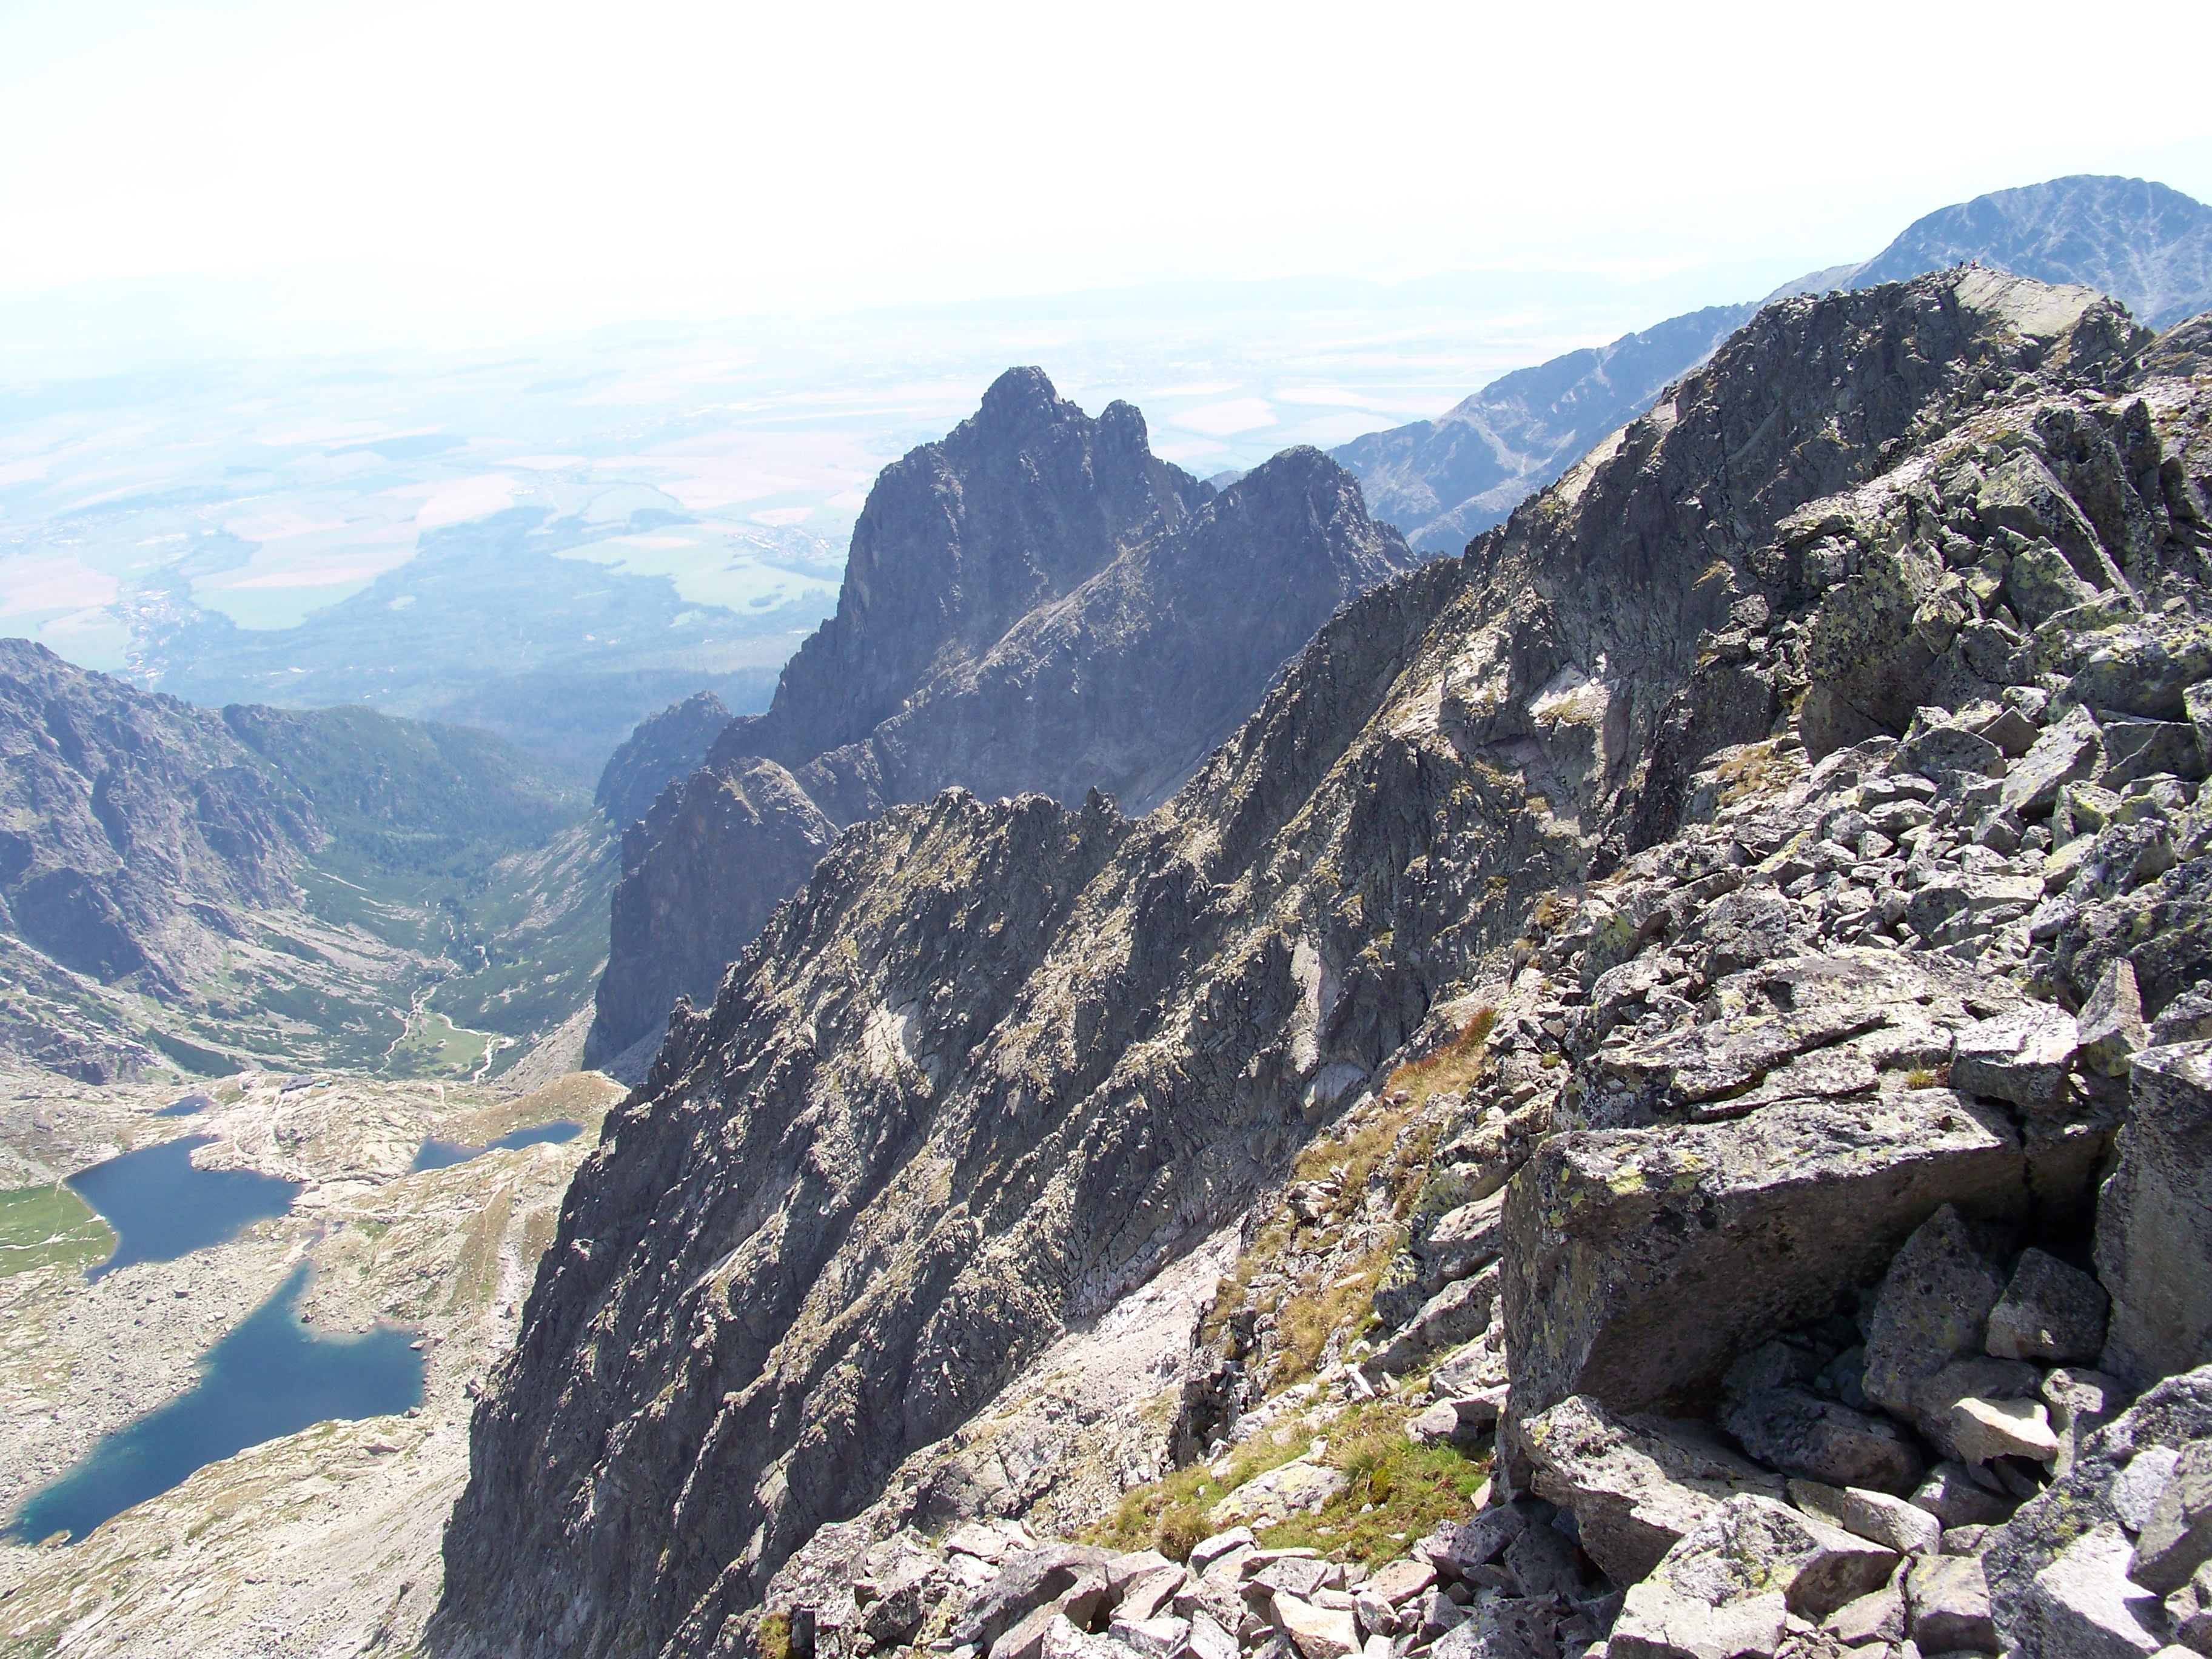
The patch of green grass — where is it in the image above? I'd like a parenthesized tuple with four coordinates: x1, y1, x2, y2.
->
(1258, 1401, 1490, 1565)
(0, 1185, 115, 1277)
(1087, 1428, 1317, 1560)
(758, 1611, 793, 1659)
(386, 1010, 498, 1079)
(1384, 1007, 1496, 1107)
(1271, 1240, 1396, 1386)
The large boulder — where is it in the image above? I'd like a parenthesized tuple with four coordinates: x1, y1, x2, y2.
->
(2096, 1042, 2212, 1389)
(1517, 1395, 1782, 1585)
(1503, 1093, 2031, 1421)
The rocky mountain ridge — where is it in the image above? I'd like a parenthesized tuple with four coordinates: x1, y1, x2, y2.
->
(1334, 174, 2212, 554)
(584, 369, 1420, 1068)
(434, 269, 2212, 1659)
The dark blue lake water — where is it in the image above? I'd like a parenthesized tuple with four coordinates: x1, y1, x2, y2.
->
(411, 1118, 582, 1173)
(155, 1094, 212, 1118)
(6, 1264, 423, 1543)
(68, 1136, 300, 1279)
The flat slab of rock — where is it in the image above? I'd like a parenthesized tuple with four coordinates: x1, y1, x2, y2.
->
(1208, 1460, 1348, 1528)
(1949, 1004, 2080, 1111)
(1840, 1486, 1943, 1555)
(1270, 1594, 1359, 1659)
(2002, 705, 2103, 813)
(1504, 1093, 2029, 1421)
(1518, 1395, 1782, 1584)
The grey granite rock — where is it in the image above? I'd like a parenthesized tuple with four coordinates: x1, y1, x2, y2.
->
(2096, 1044, 2212, 1389)
(1985, 1366, 2212, 1641)
(1723, 1387, 1926, 1495)
(1987, 1248, 2111, 1364)
(1862, 1207, 2009, 1427)
(1518, 1396, 1783, 1585)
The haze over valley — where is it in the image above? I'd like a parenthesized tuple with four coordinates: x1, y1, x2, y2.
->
(4, 5, 2212, 1655)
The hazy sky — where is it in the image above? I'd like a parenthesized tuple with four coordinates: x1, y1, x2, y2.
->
(4, 0, 2211, 344)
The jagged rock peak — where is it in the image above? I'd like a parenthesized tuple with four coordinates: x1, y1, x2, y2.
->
(751, 367, 1212, 769)
(581, 378, 1421, 1066)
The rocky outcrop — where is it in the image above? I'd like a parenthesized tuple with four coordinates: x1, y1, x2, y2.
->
(1332, 174, 2212, 554)
(594, 690, 730, 830)
(583, 369, 1420, 1064)
(434, 270, 2212, 1659)
(1329, 304, 1758, 555)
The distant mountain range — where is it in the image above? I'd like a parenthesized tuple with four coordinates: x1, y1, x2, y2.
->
(1334, 173, 2212, 551)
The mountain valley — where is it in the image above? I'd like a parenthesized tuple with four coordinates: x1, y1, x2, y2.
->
(2, 173, 2212, 1659)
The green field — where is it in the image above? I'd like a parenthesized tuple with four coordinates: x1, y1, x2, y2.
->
(0, 1186, 115, 1277)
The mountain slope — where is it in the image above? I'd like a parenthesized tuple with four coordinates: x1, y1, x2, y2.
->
(0, 642, 612, 1080)
(1336, 173, 2212, 552)
(1837, 173, 2212, 328)
(593, 691, 731, 830)
(432, 270, 2193, 1659)
(1330, 302, 1758, 556)
(583, 369, 1420, 1065)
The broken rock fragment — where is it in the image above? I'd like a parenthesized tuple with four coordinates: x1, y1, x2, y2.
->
(1608, 1495, 1897, 1659)
(2096, 1042, 2212, 1390)
(1986, 1247, 2111, 1364)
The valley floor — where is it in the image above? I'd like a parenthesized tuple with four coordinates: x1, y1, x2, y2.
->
(0, 1064, 622, 1658)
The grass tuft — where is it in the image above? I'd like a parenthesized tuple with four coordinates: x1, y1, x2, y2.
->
(1256, 1401, 1490, 1564)
(1384, 1008, 1496, 1107)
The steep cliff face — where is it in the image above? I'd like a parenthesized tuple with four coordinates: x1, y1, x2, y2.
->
(432, 270, 2179, 1659)
(583, 372, 1419, 1067)
(595, 691, 731, 830)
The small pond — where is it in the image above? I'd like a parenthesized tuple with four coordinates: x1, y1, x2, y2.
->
(68, 1136, 300, 1279)
(411, 1118, 583, 1174)
(6, 1263, 423, 1543)
(155, 1093, 213, 1118)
